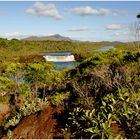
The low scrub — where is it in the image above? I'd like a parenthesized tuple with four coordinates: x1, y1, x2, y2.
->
(62, 50, 140, 139)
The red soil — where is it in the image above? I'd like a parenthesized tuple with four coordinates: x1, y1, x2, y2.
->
(0, 104, 10, 122)
(12, 105, 64, 139)
(111, 121, 125, 138)
(3, 105, 124, 139)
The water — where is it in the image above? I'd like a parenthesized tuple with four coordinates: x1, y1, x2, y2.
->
(53, 61, 77, 70)
(43, 52, 77, 69)
(93, 46, 115, 52)
(42, 46, 115, 69)
(43, 55, 75, 62)
(46, 52, 72, 56)
(9, 74, 25, 84)
(99, 46, 115, 51)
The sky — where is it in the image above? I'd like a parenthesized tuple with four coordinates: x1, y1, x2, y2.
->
(0, 1, 139, 42)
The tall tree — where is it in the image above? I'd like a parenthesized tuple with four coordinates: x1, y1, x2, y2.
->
(4, 62, 24, 94)
(24, 62, 55, 98)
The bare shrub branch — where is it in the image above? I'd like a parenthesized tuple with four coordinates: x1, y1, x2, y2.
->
(128, 21, 140, 50)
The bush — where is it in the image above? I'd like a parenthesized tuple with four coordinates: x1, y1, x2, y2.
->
(50, 92, 70, 106)
(62, 50, 140, 139)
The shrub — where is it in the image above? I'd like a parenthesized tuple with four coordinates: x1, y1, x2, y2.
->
(63, 50, 140, 139)
(50, 92, 70, 106)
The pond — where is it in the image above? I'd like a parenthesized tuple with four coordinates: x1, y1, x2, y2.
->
(99, 46, 115, 51)
(93, 46, 115, 52)
(42, 52, 77, 70)
(42, 46, 115, 70)
(44, 52, 72, 56)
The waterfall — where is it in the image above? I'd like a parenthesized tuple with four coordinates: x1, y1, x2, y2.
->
(43, 54, 75, 62)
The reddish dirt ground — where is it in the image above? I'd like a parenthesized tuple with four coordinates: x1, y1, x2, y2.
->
(2, 105, 125, 139)
(0, 104, 10, 122)
(111, 121, 125, 138)
(12, 106, 64, 139)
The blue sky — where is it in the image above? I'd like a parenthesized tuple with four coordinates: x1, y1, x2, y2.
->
(0, 1, 139, 42)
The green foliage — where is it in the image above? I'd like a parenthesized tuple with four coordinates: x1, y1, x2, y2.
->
(4, 113, 22, 130)
(19, 98, 48, 116)
(0, 77, 16, 97)
(0, 36, 140, 139)
(50, 92, 69, 106)
(66, 88, 140, 139)
(67, 108, 113, 138)
(0, 38, 131, 63)
(63, 50, 140, 139)
(24, 62, 55, 82)
(19, 82, 30, 96)
(24, 62, 62, 98)
(2, 97, 48, 132)
(0, 38, 8, 48)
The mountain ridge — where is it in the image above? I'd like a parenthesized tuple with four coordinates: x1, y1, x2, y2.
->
(22, 34, 72, 41)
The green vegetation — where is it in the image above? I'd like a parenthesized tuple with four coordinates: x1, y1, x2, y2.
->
(0, 37, 140, 139)
(0, 38, 130, 62)
(64, 50, 140, 139)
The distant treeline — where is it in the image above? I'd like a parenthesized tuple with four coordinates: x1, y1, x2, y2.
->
(0, 38, 130, 63)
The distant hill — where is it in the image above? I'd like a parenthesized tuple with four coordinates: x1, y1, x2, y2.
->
(22, 34, 72, 41)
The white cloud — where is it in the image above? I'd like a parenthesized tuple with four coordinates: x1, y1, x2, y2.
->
(5, 32, 23, 37)
(71, 6, 125, 16)
(114, 32, 121, 36)
(26, 2, 63, 20)
(111, 31, 132, 38)
(106, 24, 121, 30)
(123, 31, 130, 35)
(1, 32, 30, 39)
(68, 27, 90, 32)
(71, 6, 99, 16)
(98, 8, 110, 16)
(114, 10, 129, 16)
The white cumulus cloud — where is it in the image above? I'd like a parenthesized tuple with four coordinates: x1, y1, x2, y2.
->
(114, 32, 121, 36)
(98, 8, 111, 16)
(26, 2, 63, 20)
(2, 32, 30, 39)
(71, 6, 123, 16)
(111, 31, 131, 37)
(71, 6, 99, 16)
(68, 27, 90, 32)
(106, 24, 121, 30)
(123, 31, 130, 35)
